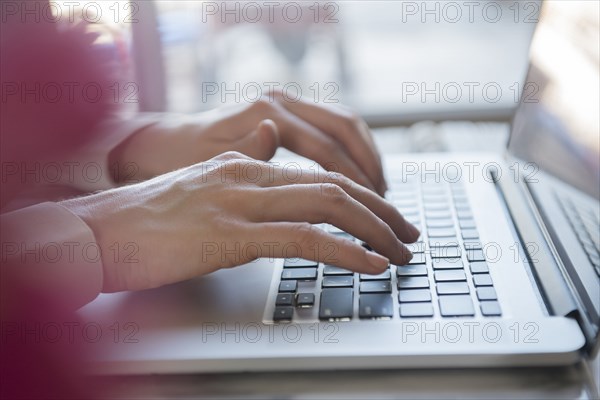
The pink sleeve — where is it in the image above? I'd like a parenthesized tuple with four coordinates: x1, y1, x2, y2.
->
(1, 202, 104, 309)
(38, 113, 162, 192)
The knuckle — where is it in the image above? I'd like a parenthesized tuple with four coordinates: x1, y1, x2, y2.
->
(293, 222, 317, 248)
(217, 158, 267, 184)
(321, 139, 339, 155)
(326, 171, 350, 188)
(384, 201, 401, 220)
(341, 111, 363, 132)
(346, 110, 363, 125)
(250, 97, 277, 115)
(320, 182, 347, 205)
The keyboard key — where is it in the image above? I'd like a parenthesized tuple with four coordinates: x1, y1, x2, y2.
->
(279, 280, 297, 293)
(429, 237, 459, 248)
(470, 261, 489, 274)
(360, 270, 392, 280)
(456, 210, 473, 219)
(480, 301, 502, 316)
(281, 268, 317, 281)
(473, 274, 493, 286)
(464, 240, 482, 250)
(439, 295, 474, 317)
(273, 306, 294, 321)
(431, 247, 462, 259)
(319, 288, 354, 320)
(422, 188, 446, 197)
(296, 293, 315, 308)
(424, 203, 449, 211)
(323, 265, 353, 275)
(454, 204, 471, 212)
(322, 276, 354, 288)
(360, 281, 392, 293)
(390, 189, 418, 199)
(436, 282, 470, 295)
(476, 287, 498, 300)
(467, 249, 486, 262)
(427, 219, 454, 229)
(453, 195, 469, 204)
(400, 302, 434, 317)
(396, 264, 428, 276)
(434, 270, 467, 282)
(459, 219, 476, 229)
(407, 253, 426, 265)
(284, 258, 318, 268)
(421, 186, 446, 195)
(406, 242, 426, 253)
(425, 210, 452, 220)
(276, 293, 294, 306)
(450, 184, 465, 192)
(397, 207, 420, 217)
(398, 289, 431, 303)
(395, 200, 418, 208)
(359, 294, 393, 318)
(461, 229, 479, 239)
(429, 227, 456, 238)
(432, 258, 464, 270)
(398, 276, 430, 289)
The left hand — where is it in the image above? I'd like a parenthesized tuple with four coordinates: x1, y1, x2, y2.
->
(111, 93, 387, 195)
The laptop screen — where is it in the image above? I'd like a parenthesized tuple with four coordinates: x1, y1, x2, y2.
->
(507, 1, 600, 199)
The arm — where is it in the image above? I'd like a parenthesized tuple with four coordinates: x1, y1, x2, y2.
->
(1, 202, 104, 309)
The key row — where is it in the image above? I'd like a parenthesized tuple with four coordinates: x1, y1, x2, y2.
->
(274, 290, 502, 321)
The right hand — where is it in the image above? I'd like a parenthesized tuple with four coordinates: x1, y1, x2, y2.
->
(61, 151, 420, 293)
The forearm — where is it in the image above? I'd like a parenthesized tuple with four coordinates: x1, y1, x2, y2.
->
(1, 202, 104, 310)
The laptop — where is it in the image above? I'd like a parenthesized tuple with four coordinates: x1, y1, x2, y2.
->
(80, 1, 600, 373)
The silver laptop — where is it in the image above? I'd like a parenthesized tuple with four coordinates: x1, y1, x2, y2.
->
(80, 2, 600, 373)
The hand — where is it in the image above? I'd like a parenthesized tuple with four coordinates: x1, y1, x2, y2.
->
(112, 94, 387, 195)
(62, 152, 419, 292)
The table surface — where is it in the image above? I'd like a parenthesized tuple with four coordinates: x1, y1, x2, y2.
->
(98, 123, 599, 399)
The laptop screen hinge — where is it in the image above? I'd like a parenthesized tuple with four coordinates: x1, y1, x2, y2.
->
(493, 162, 598, 355)
(489, 168, 578, 317)
(522, 179, 600, 357)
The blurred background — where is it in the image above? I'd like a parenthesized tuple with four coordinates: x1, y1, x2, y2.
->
(55, 0, 541, 125)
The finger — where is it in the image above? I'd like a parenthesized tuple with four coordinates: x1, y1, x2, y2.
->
(248, 184, 412, 265)
(249, 164, 419, 243)
(231, 100, 378, 192)
(278, 98, 387, 195)
(250, 222, 390, 273)
(229, 119, 280, 161)
(276, 111, 377, 192)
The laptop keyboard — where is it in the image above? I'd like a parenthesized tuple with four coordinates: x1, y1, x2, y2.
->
(558, 196, 600, 277)
(270, 180, 502, 322)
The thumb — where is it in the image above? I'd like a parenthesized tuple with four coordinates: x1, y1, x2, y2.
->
(231, 119, 280, 161)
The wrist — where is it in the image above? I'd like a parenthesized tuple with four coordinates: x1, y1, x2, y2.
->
(59, 192, 126, 292)
(108, 122, 168, 184)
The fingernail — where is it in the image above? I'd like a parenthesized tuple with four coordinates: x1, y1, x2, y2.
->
(365, 250, 389, 270)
